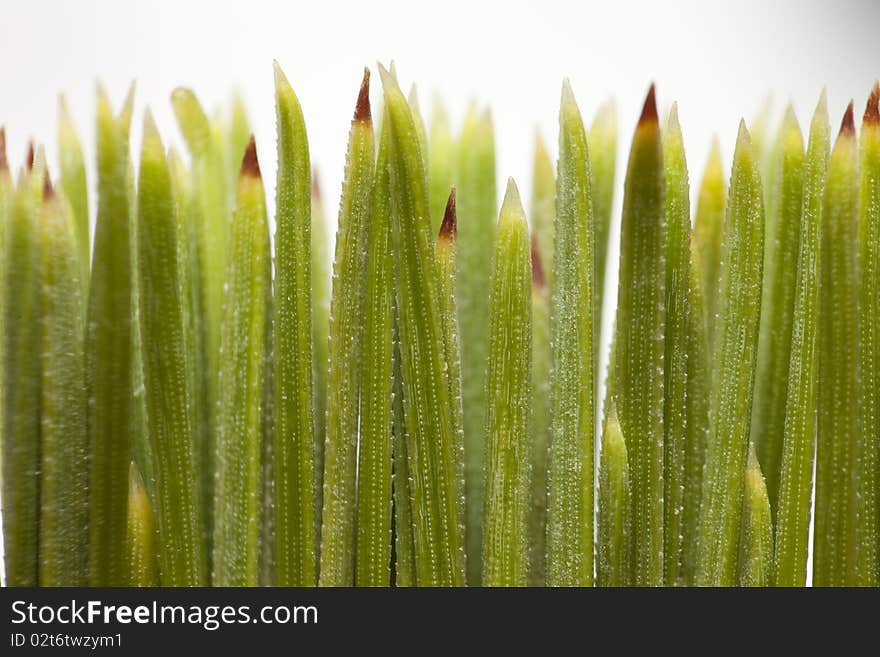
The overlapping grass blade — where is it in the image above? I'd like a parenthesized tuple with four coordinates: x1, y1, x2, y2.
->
(588, 98, 617, 327)
(126, 462, 159, 586)
(319, 69, 374, 586)
(694, 137, 725, 350)
(273, 62, 318, 586)
(738, 445, 773, 586)
(58, 96, 90, 280)
(697, 121, 765, 586)
(606, 85, 664, 586)
(546, 80, 594, 587)
(429, 101, 455, 232)
(530, 132, 555, 291)
(597, 407, 630, 587)
(482, 179, 532, 587)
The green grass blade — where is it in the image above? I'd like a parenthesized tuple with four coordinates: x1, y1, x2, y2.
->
(457, 104, 497, 585)
(213, 138, 271, 586)
(857, 83, 880, 586)
(37, 174, 88, 586)
(319, 69, 375, 586)
(738, 445, 773, 586)
(380, 64, 465, 586)
(88, 87, 136, 585)
(588, 99, 617, 327)
(137, 112, 205, 586)
(408, 85, 429, 169)
(273, 62, 317, 586)
(429, 100, 455, 233)
(221, 94, 252, 202)
(528, 237, 550, 586)
(694, 137, 726, 351)
(391, 330, 416, 586)
(697, 121, 765, 586)
(662, 104, 690, 585)
(356, 114, 394, 587)
(597, 407, 630, 587)
(682, 232, 711, 585)
(752, 106, 805, 513)
(814, 103, 859, 587)
(2, 156, 41, 587)
(607, 86, 664, 586)
(482, 179, 532, 587)
(530, 132, 555, 291)
(546, 80, 594, 587)
(126, 462, 159, 586)
(58, 96, 90, 282)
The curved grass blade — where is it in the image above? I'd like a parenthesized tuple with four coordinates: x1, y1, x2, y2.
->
(597, 407, 630, 587)
(738, 445, 773, 586)
(58, 96, 90, 281)
(546, 80, 594, 587)
(457, 104, 497, 584)
(482, 179, 532, 587)
(356, 115, 394, 587)
(662, 104, 690, 585)
(694, 137, 726, 350)
(429, 100, 455, 233)
(697, 121, 765, 586)
(88, 87, 136, 585)
(273, 62, 318, 586)
(37, 173, 88, 586)
(606, 85, 664, 586)
(751, 106, 804, 512)
(126, 462, 159, 586)
(213, 137, 271, 586)
(588, 99, 617, 327)
(857, 83, 880, 586)
(380, 64, 465, 586)
(528, 236, 550, 586)
(319, 69, 375, 586)
(530, 131, 555, 291)
(137, 112, 205, 586)
(814, 103, 859, 586)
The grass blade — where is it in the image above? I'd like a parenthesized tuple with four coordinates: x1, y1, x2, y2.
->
(546, 80, 594, 587)
(857, 83, 880, 586)
(380, 64, 465, 586)
(738, 445, 773, 586)
(126, 462, 159, 586)
(319, 69, 375, 586)
(429, 101, 455, 232)
(355, 113, 394, 587)
(752, 106, 804, 512)
(88, 88, 136, 585)
(457, 105, 497, 585)
(137, 112, 205, 585)
(597, 407, 630, 587)
(58, 96, 90, 281)
(482, 179, 532, 587)
(37, 173, 88, 586)
(697, 121, 765, 586)
(530, 132, 555, 291)
(774, 93, 829, 586)
(273, 62, 318, 586)
(607, 86, 664, 586)
(662, 104, 690, 585)
(694, 137, 726, 351)
(391, 333, 416, 586)
(588, 99, 617, 328)
(814, 103, 859, 586)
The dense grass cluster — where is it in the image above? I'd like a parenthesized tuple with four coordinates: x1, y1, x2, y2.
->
(1, 64, 878, 587)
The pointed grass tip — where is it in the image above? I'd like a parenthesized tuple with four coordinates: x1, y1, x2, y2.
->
(42, 168, 54, 200)
(25, 140, 35, 171)
(0, 126, 7, 172)
(530, 233, 546, 289)
(500, 177, 524, 225)
(354, 67, 371, 124)
(638, 83, 658, 126)
(438, 187, 457, 242)
(240, 134, 261, 178)
(839, 101, 855, 138)
(865, 81, 880, 126)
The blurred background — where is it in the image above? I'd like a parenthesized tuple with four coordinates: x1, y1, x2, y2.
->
(0, 0, 878, 582)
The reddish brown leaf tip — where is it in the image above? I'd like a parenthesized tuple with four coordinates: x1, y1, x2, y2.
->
(438, 187, 457, 242)
(42, 169, 54, 200)
(638, 83, 658, 126)
(0, 127, 7, 172)
(25, 140, 35, 171)
(865, 82, 880, 126)
(240, 134, 261, 178)
(530, 234, 546, 289)
(311, 168, 322, 200)
(839, 101, 855, 137)
(354, 68, 371, 124)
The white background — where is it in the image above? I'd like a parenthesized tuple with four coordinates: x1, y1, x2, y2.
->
(1, 0, 878, 584)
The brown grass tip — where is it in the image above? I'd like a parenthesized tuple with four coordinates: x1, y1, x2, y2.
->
(25, 140, 35, 171)
(240, 134, 261, 178)
(0, 127, 7, 172)
(42, 169, 54, 200)
(530, 234, 546, 289)
(839, 100, 855, 137)
(865, 82, 880, 126)
(354, 68, 371, 123)
(638, 83, 658, 126)
(438, 187, 457, 242)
